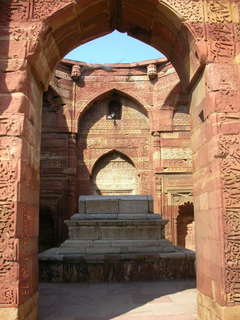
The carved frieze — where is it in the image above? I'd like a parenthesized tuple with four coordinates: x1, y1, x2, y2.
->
(207, 24, 235, 62)
(0, 0, 30, 22)
(162, 0, 204, 22)
(0, 115, 24, 137)
(219, 134, 240, 304)
(5, 22, 48, 68)
(31, 0, 73, 20)
(0, 161, 18, 290)
(0, 286, 17, 305)
(186, 22, 206, 40)
(206, 0, 232, 24)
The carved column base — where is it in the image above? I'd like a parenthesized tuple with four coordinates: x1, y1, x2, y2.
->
(197, 292, 240, 320)
(0, 293, 38, 320)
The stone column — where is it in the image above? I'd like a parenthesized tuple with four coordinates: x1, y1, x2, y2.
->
(192, 63, 240, 319)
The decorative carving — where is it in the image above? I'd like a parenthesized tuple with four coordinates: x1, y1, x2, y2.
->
(206, 22, 235, 62)
(0, 0, 30, 22)
(32, 0, 73, 20)
(234, 23, 240, 42)
(162, 0, 204, 22)
(71, 65, 81, 82)
(26, 23, 50, 57)
(215, 91, 240, 113)
(186, 22, 206, 40)
(219, 135, 240, 304)
(172, 192, 193, 206)
(147, 64, 158, 80)
(0, 161, 17, 287)
(6, 23, 47, 61)
(0, 287, 17, 305)
(0, 115, 24, 137)
(206, 0, 232, 23)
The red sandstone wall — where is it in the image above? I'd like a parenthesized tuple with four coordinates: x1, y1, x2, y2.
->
(40, 60, 194, 249)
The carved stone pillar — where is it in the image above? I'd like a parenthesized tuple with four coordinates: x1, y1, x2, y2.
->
(192, 62, 240, 319)
(0, 70, 42, 319)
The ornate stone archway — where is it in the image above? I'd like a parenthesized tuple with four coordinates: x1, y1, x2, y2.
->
(0, 1, 240, 319)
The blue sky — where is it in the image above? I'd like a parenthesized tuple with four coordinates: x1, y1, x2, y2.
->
(65, 30, 164, 64)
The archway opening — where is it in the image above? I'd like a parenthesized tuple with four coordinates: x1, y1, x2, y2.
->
(177, 202, 195, 250)
(24, 1, 205, 319)
(65, 30, 164, 64)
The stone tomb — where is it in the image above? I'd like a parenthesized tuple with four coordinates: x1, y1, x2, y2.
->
(39, 196, 195, 282)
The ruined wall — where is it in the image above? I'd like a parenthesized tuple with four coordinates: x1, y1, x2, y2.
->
(40, 59, 194, 250)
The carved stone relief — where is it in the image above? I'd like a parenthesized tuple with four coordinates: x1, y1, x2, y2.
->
(219, 135, 240, 304)
(162, 0, 204, 22)
(0, 161, 18, 304)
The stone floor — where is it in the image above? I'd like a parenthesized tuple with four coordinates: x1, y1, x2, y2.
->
(39, 280, 197, 320)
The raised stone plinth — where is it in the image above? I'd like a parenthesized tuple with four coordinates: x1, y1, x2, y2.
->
(39, 196, 195, 281)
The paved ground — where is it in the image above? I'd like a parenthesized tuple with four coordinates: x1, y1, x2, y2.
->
(39, 280, 197, 320)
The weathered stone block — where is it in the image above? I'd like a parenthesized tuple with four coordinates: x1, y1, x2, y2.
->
(119, 198, 148, 213)
(86, 199, 118, 214)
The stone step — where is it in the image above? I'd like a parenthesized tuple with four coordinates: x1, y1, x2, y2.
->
(79, 195, 153, 214)
(59, 239, 177, 255)
(59, 240, 176, 254)
(61, 239, 172, 248)
(66, 223, 165, 240)
(39, 247, 195, 262)
(71, 213, 161, 220)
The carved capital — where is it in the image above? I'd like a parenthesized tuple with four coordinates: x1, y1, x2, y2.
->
(71, 65, 81, 82)
(147, 64, 158, 80)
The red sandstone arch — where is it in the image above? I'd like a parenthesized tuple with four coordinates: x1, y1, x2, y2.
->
(77, 88, 149, 126)
(91, 149, 137, 175)
(2, 1, 240, 319)
(27, 0, 203, 90)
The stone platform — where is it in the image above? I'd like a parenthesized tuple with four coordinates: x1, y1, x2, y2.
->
(39, 196, 195, 282)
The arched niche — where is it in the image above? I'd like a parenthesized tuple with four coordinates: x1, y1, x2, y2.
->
(177, 202, 195, 251)
(78, 89, 149, 129)
(78, 90, 149, 157)
(91, 150, 138, 195)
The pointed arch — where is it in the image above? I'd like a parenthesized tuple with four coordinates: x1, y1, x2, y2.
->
(27, 0, 203, 89)
(91, 149, 136, 176)
(77, 87, 149, 126)
(91, 149, 138, 195)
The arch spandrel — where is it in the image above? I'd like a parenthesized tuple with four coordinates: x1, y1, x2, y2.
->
(3, 0, 237, 72)
(2, 0, 205, 88)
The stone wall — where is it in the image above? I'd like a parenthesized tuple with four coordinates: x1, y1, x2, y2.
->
(40, 59, 194, 250)
(1, 0, 240, 318)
